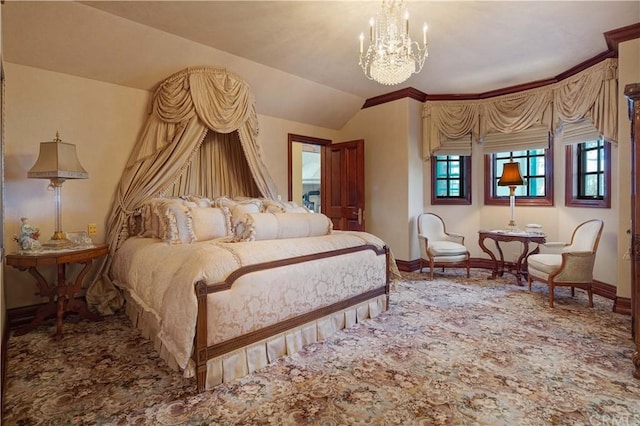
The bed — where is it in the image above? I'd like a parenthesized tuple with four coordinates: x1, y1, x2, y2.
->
(109, 196, 395, 391)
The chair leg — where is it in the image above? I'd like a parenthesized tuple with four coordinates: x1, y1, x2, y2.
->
(588, 288, 593, 307)
(528, 275, 532, 291)
(549, 283, 554, 308)
(571, 287, 575, 297)
(466, 260, 470, 278)
(429, 259, 434, 280)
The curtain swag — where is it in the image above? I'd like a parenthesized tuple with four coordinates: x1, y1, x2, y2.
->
(422, 58, 618, 160)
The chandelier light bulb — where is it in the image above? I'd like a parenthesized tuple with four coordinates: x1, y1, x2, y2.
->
(358, 0, 428, 86)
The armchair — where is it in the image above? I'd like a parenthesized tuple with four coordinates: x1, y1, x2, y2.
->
(527, 219, 604, 307)
(417, 213, 470, 279)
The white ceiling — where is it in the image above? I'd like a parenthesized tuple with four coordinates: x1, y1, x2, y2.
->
(2, 1, 639, 128)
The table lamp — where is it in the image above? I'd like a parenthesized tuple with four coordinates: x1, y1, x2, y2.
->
(28, 132, 88, 248)
(498, 159, 524, 229)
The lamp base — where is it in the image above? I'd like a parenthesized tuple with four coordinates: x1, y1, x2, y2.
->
(43, 232, 74, 249)
(507, 220, 518, 231)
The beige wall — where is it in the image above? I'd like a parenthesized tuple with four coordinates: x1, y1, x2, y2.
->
(3, 63, 149, 308)
(291, 142, 303, 204)
(339, 99, 412, 260)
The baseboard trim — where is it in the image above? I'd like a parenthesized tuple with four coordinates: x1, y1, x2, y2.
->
(593, 280, 617, 301)
(613, 295, 632, 316)
(2, 309, 7, 417)
(7, 302, 49, 329)
(395, 259, 420, 272)
(396, 258, 497, 272)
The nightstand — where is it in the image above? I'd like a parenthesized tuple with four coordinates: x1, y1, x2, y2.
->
(6, 244, 109, 339)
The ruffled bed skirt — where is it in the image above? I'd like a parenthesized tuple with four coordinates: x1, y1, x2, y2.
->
(123, 290, 387, 389)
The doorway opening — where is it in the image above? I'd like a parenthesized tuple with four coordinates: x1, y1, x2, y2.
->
(288, 134, 331, 213)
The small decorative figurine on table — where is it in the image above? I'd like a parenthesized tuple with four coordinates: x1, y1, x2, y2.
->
(14, 217, 42, 252)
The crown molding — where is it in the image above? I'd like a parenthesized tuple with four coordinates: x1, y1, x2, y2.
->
(362, 22, 640, 108)
(361, 87, 427, 109)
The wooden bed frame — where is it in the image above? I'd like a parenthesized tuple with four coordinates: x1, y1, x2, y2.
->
(193, 244, 391, 391)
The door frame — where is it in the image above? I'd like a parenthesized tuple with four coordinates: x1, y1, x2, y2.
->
(287, 134, 331, 209)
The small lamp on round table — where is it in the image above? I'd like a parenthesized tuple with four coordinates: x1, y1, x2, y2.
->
(498, 159, 524, 229)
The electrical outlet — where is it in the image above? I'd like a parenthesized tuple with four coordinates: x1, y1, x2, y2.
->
(87, 223, 98, 237)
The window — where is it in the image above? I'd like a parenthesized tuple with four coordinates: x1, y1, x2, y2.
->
(565, 140, 610, 208)
(484, 147, 553, 206)
(431, 155, 471, 205)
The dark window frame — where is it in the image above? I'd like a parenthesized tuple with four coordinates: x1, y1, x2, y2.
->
(484, 146, 554, 206)
(431, 155, 472, 205)
(565, 140, 611, 208)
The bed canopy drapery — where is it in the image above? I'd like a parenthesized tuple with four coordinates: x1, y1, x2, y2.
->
(87, 66, 278, 315)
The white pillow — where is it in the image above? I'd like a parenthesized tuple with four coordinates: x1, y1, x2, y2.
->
(190, 207, 233, 241)
(236, 212, 333, 242)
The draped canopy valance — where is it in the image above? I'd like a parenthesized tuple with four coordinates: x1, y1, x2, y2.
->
(422, 58, 618, 159)
(88, 66, 278, 315)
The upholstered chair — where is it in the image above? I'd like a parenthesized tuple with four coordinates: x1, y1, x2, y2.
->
(417, 213, 470, 279)
(527, 219, 604, 308)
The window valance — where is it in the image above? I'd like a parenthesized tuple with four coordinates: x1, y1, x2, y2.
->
(422, 101, 479, 158)
(432, 134, 473, 156)
(482, 124, 550, 154)
(556, 117, 602, 146)
(422, 58, 618, 159)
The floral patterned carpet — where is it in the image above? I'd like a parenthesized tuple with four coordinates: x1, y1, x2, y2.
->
(3, 269, 640, 425)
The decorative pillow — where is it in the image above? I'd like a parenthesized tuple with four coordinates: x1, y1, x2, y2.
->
(261, 199, 310, 214)
(229, 200, 262, 229)
(157, 199, 196, 244)
(180, 195, 213, 208)
(190, 206, 233, 241)
(235, 212, 333, 242)
(212, 195, 235, 208)
(135, 197, 196, 244)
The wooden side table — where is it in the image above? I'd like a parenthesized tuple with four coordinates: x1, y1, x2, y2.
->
(478, 230, 546, 286)
(6, 244, 108, 339)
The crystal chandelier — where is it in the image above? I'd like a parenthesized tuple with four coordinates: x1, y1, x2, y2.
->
(359, 0, 428, 86)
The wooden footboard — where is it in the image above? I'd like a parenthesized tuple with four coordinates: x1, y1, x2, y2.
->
(193, 244, 390, 392)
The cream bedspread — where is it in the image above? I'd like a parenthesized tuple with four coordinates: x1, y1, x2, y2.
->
(110, 231, 391, 370)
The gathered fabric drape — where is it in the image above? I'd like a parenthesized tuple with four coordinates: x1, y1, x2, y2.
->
(422, 102, 479, 156)
(87, 66, 278, 315)
(553, 58, 617, 135)
(479, 88, 553, 136)
(168, 131, 261, 198)
(422, 58, 618, 159)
